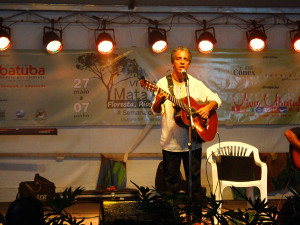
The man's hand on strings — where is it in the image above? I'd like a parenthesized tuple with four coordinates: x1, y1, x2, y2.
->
(196, 101, 218, 119)
(197, 106, 210, 119)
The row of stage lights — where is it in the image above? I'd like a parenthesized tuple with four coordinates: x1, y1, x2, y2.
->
(1, 18, 300, 54)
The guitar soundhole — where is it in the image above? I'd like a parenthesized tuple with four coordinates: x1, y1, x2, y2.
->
(191, 108, 197, 118)
(190, 108, 208, 131)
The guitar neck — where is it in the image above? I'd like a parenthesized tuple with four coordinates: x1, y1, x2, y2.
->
(140, 77, 188, 112)
(157, 87, 188, 112)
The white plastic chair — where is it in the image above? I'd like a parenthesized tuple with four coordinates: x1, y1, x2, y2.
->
(206, 141, 268, 224)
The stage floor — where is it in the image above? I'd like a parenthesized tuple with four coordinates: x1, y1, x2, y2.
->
(0, 199, 285, 225)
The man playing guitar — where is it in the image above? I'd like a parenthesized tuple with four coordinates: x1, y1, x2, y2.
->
(285, 127, 300, 171)
(151, 46, 222, 202)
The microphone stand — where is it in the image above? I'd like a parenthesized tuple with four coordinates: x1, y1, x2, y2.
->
(184, 75, 194, 200)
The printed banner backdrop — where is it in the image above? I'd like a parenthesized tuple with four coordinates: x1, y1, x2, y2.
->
(0, 49, 299, 127)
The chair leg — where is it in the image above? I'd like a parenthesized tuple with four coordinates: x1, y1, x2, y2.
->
(259, 186, 268, 202)
(246, 187, 255, 208)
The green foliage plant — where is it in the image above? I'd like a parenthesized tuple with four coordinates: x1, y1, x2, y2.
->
(129, 182, 284, 225)
(130, 181, 208, 225)
(130, 181, 163, 225)
(43, 186, 85, 225)
(223, 186, 279, 225)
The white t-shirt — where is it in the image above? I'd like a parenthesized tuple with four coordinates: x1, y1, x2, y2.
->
(152, 74, 222, 152)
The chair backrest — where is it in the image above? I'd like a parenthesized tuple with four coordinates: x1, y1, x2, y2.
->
(207, 141, 261, 181)
(207, 141, 261, 164)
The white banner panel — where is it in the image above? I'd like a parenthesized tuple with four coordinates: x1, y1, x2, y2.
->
(0, 49, 299, 127)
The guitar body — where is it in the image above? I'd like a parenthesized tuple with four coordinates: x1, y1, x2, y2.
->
(289, 146, 300, 171)
(174, 96, 218, 142)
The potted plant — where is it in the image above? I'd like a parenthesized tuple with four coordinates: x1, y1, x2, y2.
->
(43, 186, 85, 225)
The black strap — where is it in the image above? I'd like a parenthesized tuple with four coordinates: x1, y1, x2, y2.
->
(166, 74, 174, 96)
(167, 74, 181, 116)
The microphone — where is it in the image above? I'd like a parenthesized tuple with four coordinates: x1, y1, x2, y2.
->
(181, 69, 188, 80)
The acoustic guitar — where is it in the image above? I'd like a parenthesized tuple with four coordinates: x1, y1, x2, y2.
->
(289, 145, 300, 171)
(140, 77, 218, 142)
